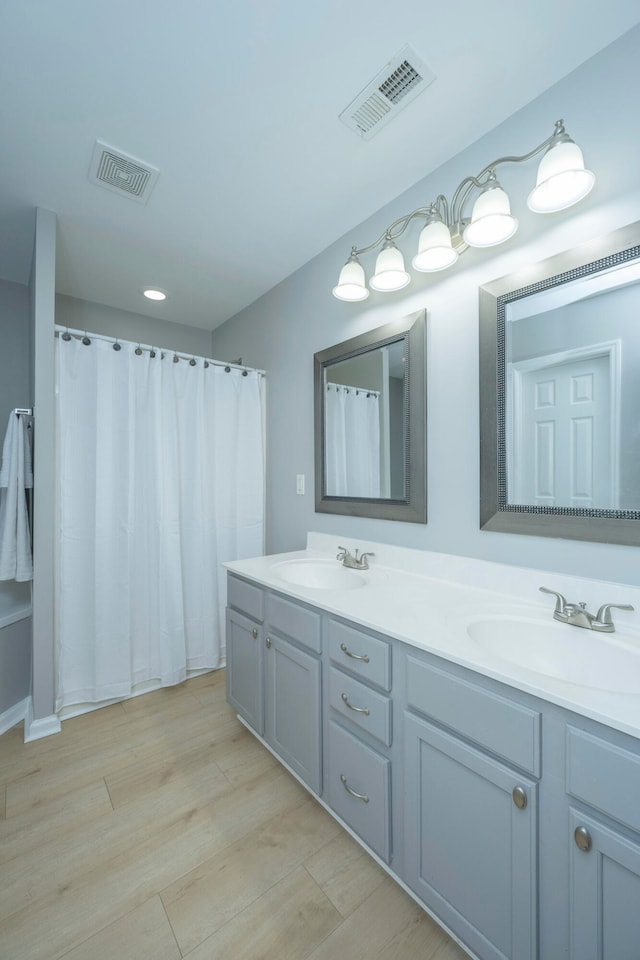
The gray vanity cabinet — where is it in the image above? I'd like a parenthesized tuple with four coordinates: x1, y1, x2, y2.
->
(325, 618, 394, 863)
(264, 633, 322, 794)
(264, 592, 322, 794)
(226, 576, 265, 734)
(565, 725, 640, 960)
(226, 575, 322, 794)
(402, 652, 540, 960)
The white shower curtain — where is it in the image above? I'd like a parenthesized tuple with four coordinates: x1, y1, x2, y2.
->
(55, 335, 264, 713)
(325, 383, 380, 497)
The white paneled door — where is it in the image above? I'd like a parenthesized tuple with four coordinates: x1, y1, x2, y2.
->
(511, 351, 617, 509)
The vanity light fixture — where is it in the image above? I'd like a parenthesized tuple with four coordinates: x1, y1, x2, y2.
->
(332, 120, 595, 301)
(142, 288, 168, 301)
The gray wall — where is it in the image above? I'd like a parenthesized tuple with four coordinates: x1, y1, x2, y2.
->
(0, 277, 32, 715)
(56, 294, 214, 357)
(212, 26, 640, 586)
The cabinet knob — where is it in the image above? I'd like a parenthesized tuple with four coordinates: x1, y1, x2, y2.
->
(512, 786, 528, 810)
(251, 628, 258, 639)
(574, 826, 592, 853)
(265, 636, 272, 649)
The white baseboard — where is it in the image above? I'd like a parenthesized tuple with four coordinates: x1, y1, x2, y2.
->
(23, 700, 62, 742)
(0, 696, 30, 737)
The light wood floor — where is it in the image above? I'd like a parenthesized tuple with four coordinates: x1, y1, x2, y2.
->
(0, 670, 468, 960)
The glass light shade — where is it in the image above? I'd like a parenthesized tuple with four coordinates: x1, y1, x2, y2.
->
(527, 139, 595, 212)
(412, 220, 458, 272)
(463, 184, 518, 248)
(369, 242, 410, 292)
(332, 256, 369, 301)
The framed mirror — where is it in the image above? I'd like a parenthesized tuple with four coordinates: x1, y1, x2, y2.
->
(480, 219, 640, 545)
(314, 310, 426, 522)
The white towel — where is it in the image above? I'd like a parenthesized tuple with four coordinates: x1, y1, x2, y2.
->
(0, 413, 33, 581)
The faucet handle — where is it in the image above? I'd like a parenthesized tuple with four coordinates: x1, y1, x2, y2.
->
(594, 602, 634, 628)
(539, 586, 569, 616)
(359, 552, 374, 569)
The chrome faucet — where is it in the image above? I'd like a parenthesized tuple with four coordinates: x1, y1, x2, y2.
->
(539, 586, 634, 633)
(336, 546, 374, 570)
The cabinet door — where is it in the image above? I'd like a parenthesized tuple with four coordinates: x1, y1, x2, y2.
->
(226, 608, 264, 734)
(265, 634, 322, 794)
(569, 809, 640, 960)
(404, 712, 537, 960)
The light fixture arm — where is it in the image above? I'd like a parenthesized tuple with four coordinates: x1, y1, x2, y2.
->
(352, 208, 433, 256)
(332, 120, 594, 302)
(450, 120, 568, 224)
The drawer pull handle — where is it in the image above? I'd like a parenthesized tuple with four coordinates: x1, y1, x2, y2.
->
(341, 692, 370, 716)
(340, 642, 370, 663)
(340, 774, 369, 803)
(251, 628, 258, 639)
(574, 826, 592, 853)
(512, 786, 528, 810)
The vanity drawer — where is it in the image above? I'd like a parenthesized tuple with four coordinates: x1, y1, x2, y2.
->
(228, 574, 264, 622)
(406, 655, 541, 776)
(327, 720, 391, 862)
(567, 726, 640, 833)
(267, 592, 321, 654)
(329, 667, 392, 747)
(329, 620, 391, 691)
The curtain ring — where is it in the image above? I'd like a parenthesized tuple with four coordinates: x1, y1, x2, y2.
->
(150, 347, 156, 358)
(242, 370, 248, 376)
(113, 340, 121, 351)
(61, 327, 72, 341)
(135, 344, 143, 356)
(173, 354, 179, 363)
(189, 357, 197, 367)
(204, 360, 209, 368)
(224, 365, 231, 373)
(82, 332, 91, 345)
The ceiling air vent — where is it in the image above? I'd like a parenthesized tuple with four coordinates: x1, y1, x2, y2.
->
(339, 45, 436, 140)
(89, 141, 160, 203)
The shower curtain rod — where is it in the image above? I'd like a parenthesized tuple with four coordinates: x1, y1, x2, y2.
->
(54, 325, 265, 376)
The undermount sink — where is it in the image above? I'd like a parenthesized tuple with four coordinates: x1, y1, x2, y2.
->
(467, 616, 640, 694)
(271, 559, 367, 591)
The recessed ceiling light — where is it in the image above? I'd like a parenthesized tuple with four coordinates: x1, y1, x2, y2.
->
(142, 288, 168, 301)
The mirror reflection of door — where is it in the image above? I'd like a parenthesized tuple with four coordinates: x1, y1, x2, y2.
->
(324, 340, 406, 499)
(510, 348, 619, 508)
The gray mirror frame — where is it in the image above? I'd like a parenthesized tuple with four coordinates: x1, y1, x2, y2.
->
(314, 309, 427, 523)
(479, 219, 640, 546)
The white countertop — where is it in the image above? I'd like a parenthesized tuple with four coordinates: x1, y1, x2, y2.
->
(225, 533, 640, 741)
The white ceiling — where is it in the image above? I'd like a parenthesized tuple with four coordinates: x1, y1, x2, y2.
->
(1, 1, 639, 332)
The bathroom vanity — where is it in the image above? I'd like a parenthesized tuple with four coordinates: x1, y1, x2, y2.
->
(225, 534, 640, 960)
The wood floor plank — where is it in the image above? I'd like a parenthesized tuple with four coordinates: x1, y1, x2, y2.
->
(304, 877, 428, 960)
(5, 703, 221, 815)
(0, 779, 113, 863)
(0, 747, 233, 920)
(0, 768, 306, 960)
(56, 896, 180, 960)
(0, 782, 5, 820)
(303, 830, 387, 918)
(161, 795, 341, 954)
(183, 864, 342, 960)
(373, 908, 462, 960)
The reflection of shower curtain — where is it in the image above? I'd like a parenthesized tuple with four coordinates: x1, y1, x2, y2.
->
(325, 383, 380, 497)
(55, 335, 264, 713)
